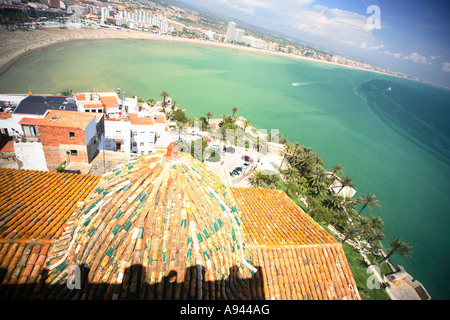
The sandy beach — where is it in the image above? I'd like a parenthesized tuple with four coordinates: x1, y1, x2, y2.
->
(0, 28, 393, 79)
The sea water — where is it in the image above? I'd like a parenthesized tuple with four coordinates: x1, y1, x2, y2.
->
(0, 39, 449, 299)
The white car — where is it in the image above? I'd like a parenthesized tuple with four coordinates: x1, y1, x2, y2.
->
(242, 162, 250, 170)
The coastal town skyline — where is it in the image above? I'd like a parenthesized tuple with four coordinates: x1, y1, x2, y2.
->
(177, 0, 450, 88)
(1, 0, 449, 88)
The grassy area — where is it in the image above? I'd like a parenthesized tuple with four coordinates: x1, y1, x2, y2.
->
(342, 243, 391, 300)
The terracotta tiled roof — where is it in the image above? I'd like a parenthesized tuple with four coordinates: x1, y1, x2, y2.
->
(4, 151, 256, 300)
(99, 95, 119, 111)
(0, 169, 100, 298)
(0, 169, 100, 242)
(38, 110, 97, 128)
(231, 187, 336, 246)
(231, 187, 360, 300)
(128, 113, 155, 126)
(0, 141, 14, 153)
(18, 118, 42, 126)
(0, 151, 360, 300)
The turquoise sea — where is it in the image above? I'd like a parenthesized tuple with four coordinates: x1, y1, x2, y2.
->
(0, 39, 449, 299)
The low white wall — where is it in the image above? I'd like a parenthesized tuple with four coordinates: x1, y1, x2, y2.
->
(14, 141, 48, 171)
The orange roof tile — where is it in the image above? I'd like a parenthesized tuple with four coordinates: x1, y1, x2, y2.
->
(99, 95, 119, 111)
(231, 187, 336, 246)
(0, 168, 100, 242)
(38, 110, 96, 128)
(0, 141, 14, 153)
(128, 113, 155, 126)
(18, 118, 41, 126)
(0, 151, 360, 300)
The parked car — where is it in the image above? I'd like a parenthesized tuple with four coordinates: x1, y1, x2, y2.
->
(242, 162, 250, 170)
(242, 155, 253, 163)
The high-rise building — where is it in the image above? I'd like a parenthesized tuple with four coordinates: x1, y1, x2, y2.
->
(226, 21, 236, 42)
(235, 29, 244, 42)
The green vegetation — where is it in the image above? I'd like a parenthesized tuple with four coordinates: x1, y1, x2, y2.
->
(159, 90, 170, 106)
(60, 89, 73, 96)
(247, 134, 414, 300)
(342, 243, 391, 300)
(55, 161, 67, 173)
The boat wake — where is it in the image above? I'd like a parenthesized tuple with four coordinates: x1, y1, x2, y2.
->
(292, 82, 315, 86)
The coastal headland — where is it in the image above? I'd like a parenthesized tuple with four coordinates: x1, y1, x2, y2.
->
(0, 28, 395, 79)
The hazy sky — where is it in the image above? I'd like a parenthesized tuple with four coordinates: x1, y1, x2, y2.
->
(178, 0, 450, 87)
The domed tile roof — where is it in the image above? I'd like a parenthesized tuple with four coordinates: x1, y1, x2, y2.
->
(42, 148, 256, 300)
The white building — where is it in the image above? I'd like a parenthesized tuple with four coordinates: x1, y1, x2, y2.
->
(226, 21, 236, 42)
(242, 35, 266, 49)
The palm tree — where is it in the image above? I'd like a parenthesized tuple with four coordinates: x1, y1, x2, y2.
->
(342, 197, 356, 213)
(341, 225, 360, 244)
(362, 232, 385, 251)
(243, 119, 252, 131)
(309, 168, 327, 189)
(336, 176, 354, 195)
(279, 142, 295, 171)
(328, 163, 343, 187)
(231, 106, 239, 118)
(352, 193, 380, 222)
(326, 194, 344, 210)
(171, 100, 178, 111)
(205, 111, 214, 124)
(294, 149, 316, 175)
(146, 98, 155, 107)
(159, 90, 170, 106)
(366, 213, 384, 233)
(60, 89, 73, 96)
(380, 236, 412, 265)
(250, 170, 265, 187)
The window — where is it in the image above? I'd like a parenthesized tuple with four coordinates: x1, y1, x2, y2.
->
(115, 130, 122, 140)
(132, 142, 137, 147)
(141, 131, 145, 135)
(140, 151, 144, 155)
(69, 132, 75, 138)
(132, 131, 138, 136)
(140, 142, 144, 146)
(70, 150, 78, 156)
(22, 125, 38, 137)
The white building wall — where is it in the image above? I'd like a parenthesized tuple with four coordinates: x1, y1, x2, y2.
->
(131, 125, 156, 155)
(14, 141, 48, 171)
(84, 117, 97, 145)
(101, 121, 131, 153)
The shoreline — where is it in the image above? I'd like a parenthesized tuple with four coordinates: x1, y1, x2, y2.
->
(0, 28, 399, 81)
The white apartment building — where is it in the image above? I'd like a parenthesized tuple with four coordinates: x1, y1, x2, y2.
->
(226, 21, 236, 42)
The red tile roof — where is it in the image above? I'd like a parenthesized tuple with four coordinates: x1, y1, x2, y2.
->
(231, 187, 360, 300)
(38, 110, 96, 128)
(128, 113, 155, 126)
(0, 141, 14, 153)
(231, 187, 336, 246)
(0, 169, 100, 297)
(18, 118, 41, 126)
(0, 152, 360, 300)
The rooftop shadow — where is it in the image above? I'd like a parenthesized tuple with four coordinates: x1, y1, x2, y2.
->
(0, 264, 265, 300)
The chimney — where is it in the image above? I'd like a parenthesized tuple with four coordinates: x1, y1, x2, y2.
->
(165, 142, 179, 161)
